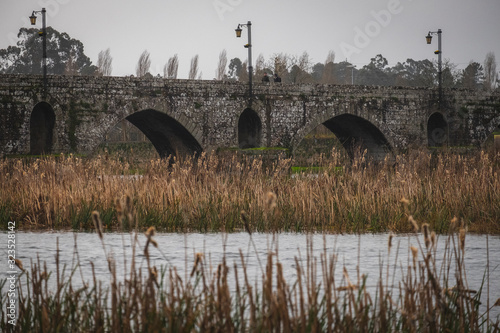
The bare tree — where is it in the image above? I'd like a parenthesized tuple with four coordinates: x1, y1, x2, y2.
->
(189, 55, 199, 80)
(164, 54, 179, 79)
(298, 51, 313, 81)
(136, 50, 151, 77)
(215, 49, 228, 80)
(321, 50, 336, 84)
(289, 51, 313, 83)
(484, 52, 498, 92)
(97, 48, 112, 76)
(255, 53, 266, 80)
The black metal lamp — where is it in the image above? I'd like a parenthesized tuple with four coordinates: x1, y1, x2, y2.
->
(235, 25, 242, 38)
(425, 33, 432, 44)
(29, 12, 37, 25)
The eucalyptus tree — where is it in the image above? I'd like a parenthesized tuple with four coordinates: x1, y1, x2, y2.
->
(0, 27, 96, 75)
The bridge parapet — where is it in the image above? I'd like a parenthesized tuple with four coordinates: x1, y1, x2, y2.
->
(1, 74, 499, 158)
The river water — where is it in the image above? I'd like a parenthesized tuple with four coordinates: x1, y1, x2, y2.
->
(2, 231, 500, 320)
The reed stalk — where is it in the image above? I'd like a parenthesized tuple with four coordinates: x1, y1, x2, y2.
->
(1, 149, 498, 233)
(2, 218, 499, 331)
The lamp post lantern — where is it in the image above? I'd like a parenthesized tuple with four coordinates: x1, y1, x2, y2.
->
(235, 21, 253, 104)
(426, 29, 442, 107)
(30, 8, 47, 97)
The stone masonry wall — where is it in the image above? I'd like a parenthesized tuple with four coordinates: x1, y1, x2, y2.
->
(1, 74, 499, 157)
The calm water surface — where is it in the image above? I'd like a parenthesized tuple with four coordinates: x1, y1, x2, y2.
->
(2, 232, 500, 320)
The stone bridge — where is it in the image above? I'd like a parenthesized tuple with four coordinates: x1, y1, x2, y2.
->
(1, 74, 499, 159)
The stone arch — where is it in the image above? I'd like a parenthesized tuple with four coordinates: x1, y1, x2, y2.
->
(323, 114, 392, 159)
(123, 109, 203, 159)
(294, 114, 392, 160)
(427, 112, 448, 147)
(238, 108, 262, 149)
(30, 102, 55, 155)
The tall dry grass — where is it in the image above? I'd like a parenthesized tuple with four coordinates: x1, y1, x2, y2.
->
(2, 214, 499, 332)
(0, 149, 499, 233)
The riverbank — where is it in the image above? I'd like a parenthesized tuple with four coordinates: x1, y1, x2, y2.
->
(2, 228, 499, 331)
(1, 148, 499, 233)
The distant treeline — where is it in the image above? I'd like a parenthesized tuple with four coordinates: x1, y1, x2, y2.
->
(1, 27, 498, 91)
(229, 52, 499, 91)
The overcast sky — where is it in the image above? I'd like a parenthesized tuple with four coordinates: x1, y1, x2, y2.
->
(1, 0, 499, 79)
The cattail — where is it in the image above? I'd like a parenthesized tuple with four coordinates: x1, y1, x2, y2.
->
(150, 266, 159, 287)
(423, 223, 430, 249)
(494, 298, 500, 307)
(266, 191, 277, 210)
(450, 216, 458, 233)
(145, 226, 158, 247)
(92, 211, 103, 239)
(241, 210, 251, 235)
(459, 228, 466, 250)
(191, 252, 204, 277)
(431, 231, 436, 249)
(411, 246, 418, 267)
(150, 266, 158, 281)
(14, 258, 23, 271)
(409, 216, 419, 232)
(145, 226, 156, 238)
(400, 197, 410, 206)
(388, 233, 394, 252)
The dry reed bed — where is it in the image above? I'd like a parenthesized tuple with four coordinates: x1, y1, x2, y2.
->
(0, 149, 499, 233)
(2, 218, 499, 332)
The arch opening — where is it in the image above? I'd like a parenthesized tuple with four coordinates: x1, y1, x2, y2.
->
(238, 108, 262, 149)
(321, 114, 392, 160)
(121, 109, 202, 159)
(427, 112, 448, 147)
(30, 102, 55, 155)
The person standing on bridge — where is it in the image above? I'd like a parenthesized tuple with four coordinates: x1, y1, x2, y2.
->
(262, 72, 270, 83)
(273, 73, 281, 83)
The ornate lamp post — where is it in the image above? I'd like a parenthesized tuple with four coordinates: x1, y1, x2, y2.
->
(426, 29, 442, 106)
(235, 21, 253, 104)
(30, 8, 47, 97)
